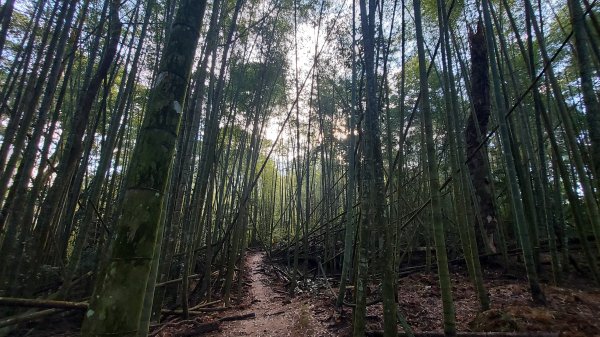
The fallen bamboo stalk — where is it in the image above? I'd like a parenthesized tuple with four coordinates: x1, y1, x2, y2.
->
(365, 332, 560, 337)
(189, 299, 221, 311)
(0, 308, 64, 328)
(0, 296, 228, 312)
(0, 297, 87, 310)
(272, 265, 290, 282)
(0, 296, 227, 326)
(156, 273, 202, 287)
(317, 258, 337, 298)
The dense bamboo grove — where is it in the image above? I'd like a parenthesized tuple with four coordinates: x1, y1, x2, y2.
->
(0, 0, 598, 336)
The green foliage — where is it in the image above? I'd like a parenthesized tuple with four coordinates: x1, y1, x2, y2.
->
(228, 53, 288, 114)
(421, 0, 465, 26)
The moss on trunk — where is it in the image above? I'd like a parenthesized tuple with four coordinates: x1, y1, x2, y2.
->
(81, 1, 206, 335)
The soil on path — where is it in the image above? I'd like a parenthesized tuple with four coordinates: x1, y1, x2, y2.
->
(205, 251, 333, 337)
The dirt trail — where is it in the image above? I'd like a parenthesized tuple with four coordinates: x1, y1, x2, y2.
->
(205, 251, 332, 337)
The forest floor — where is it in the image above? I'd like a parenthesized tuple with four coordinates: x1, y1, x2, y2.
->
(5, 250, 600, 336)
(202, 251, 332, 337)
(153, 250, 334, 337)
(152, 250, 600, 337)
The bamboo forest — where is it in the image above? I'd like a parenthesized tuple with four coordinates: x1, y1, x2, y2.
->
(0, 0, 600, 336)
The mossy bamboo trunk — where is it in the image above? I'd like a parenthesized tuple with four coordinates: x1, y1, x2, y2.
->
(80, 1, 206, 335)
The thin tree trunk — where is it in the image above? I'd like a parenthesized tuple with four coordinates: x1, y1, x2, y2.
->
(568, 0, 600, 177)
(414, 0, 456, 335)
(482, 0, 545, 304)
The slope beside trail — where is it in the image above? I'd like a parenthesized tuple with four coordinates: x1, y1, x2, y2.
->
(204, 251, 333, 337)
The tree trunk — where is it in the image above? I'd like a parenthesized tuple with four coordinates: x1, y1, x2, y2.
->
(414, 0, 456, 335)
(464, 21, 498, 255)
(80, 1, 206, 335)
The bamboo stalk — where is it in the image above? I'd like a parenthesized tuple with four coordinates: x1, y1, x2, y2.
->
(366, 332, 560, 337)
(0, 297, 87, 310)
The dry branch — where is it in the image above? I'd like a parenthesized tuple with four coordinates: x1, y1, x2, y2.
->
(149, 318, 202, 337)
(273, 265, 290, 282)
(151, 312, 255, 337)
(266, 310, 286, 316)
(172, 321, 220, 337)
(160, 307, 228, 315)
